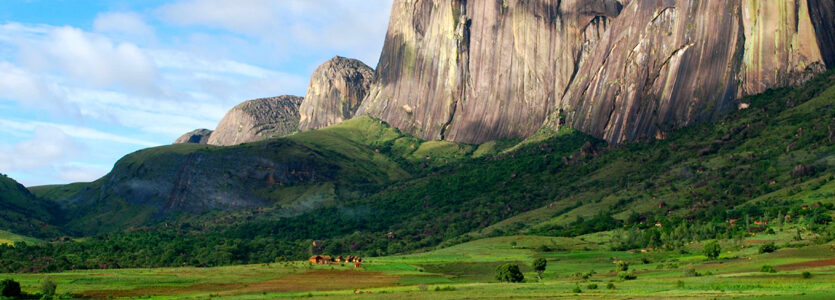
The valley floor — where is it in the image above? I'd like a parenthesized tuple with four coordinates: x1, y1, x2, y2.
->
(3, 232, 834, 299)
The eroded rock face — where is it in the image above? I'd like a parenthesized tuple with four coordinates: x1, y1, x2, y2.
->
(557, 0, 834, 143)
(208, 96, 304, 146)
(174, 129, 213, 144)
(298, 56, 374, 131)
(359, 0, 623, 144)
(361, 0, 834, 144)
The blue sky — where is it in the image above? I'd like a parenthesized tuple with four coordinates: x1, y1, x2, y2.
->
(0, 0, 393, 186)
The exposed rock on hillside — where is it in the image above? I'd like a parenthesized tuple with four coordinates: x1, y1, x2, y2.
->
(174, 129, 213, 144)
(360, 0, 834, 144)
(208, 96, 304, 146)
(359, 0, 623, 144)
(298, 56, 374, 131)
(558, 0, 834, 143)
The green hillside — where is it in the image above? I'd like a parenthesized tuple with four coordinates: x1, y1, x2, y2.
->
(3, 71, 834, 273)
(0, 174, 61, 238)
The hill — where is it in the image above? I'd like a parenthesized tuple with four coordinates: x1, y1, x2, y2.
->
(0, 173, 61, 238)
(6, 71, 834, 273)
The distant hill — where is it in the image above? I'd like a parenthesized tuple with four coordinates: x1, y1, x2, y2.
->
(0, 173, 61, 238)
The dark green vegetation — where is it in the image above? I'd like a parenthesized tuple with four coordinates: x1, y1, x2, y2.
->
(0, 174, 61, 238)
(494, 264, 524, 283)
(0, 72, 834, 276)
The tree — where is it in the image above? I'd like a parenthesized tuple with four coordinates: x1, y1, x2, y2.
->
(0, 279, 21, 298)
(704, 241, 721, 260)
(495, 263, 524, 283)
(532, 258, 547, 280)
(40, 277, 57, 297)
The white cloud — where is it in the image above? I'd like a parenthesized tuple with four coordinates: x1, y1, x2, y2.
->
(0, 126, 82, 171)
(0, 61, 62, 107)
(157, 0, 277, 35)
(94, 12, 155, 38)
(57, 163, 111, 183)
(0, 119, 159, 147)
(156, 0, 393, 65)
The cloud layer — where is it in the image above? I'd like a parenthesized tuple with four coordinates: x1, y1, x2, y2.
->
(0, 1, 393, 186)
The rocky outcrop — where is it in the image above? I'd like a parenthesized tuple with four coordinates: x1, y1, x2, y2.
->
(557, 0, 835, 143)
(360, 0, 834, 144)
(174, 129, 213, 144)
(207, 96, 304, 146)
(298, 56, 374, 131)
(359, 0, 623, 144)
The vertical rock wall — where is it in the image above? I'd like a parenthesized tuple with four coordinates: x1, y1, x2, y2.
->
(359, 0, 623, 144)
(359, 0, 834, 144)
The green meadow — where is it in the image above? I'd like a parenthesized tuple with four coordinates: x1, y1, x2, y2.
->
(3, 227, 834, 299)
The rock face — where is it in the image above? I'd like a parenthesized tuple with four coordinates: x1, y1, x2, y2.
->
(359, 0, 623, 144)
(558, 0, 834, 143)
(208, 96, 304, 146)
(298, 56, 374, 131)
(174, 129, 213, 144)
(361, 0, 835, 144)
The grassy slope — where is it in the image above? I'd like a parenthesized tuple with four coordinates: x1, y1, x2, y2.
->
(471, 72, 835, 237)
(29, 116, 482, 234)
(0, 174, 61, 238)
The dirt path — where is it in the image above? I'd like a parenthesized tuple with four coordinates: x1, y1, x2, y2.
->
(777, 258, 835, 271)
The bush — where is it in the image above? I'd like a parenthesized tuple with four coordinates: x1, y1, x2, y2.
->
(703, 241, 721, 260)
(802, 271, 812, 279)
(606, 282, 616, 289)
(683, 268, 700, 277)
(616, 260, 629, 272)
(572, 286, 582, 293)
(40, 277, 57, 297)
(759, 242, 778, 254)
(434, 286, 456, 291)
(495, 264, 524, 283)
(586, 283, 598, 289)
(760, 265, 776, 273)
(618, 271, 637, 280)
(0, 279, 21, 298)
(676, 280, 684, 288)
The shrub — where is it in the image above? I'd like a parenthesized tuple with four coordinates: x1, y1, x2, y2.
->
(759, 242, 778, 254)
(606, 282, 616, 289)
(0, 279, 21, 298)
(434, 286, 456, 291)
(760, 265, 776, 273)
(586, 283, 598, 289)
(572, 286, 582, 293)
(495, 264, 524, 283)
(616, 260, 629, 272)
(676, 280, 684, 288)
(40, 277, 57, 297)
(683, 268, 700, 277)
(802, 272, 812, 279)
(618, 271, 637, 280)
(704, 241, 721, 260)
(641, 257, 651, 264)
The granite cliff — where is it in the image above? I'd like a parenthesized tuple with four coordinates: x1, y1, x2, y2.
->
(207, 95, 304, 146)
(174, 129, 213, 144)
(298, 56, 374, 131)
(360, 0, 835, 144)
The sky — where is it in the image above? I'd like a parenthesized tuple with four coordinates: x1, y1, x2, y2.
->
(0, 0, 394, 186)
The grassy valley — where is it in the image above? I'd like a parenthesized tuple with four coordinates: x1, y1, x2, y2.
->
(0, 72, 834, 298)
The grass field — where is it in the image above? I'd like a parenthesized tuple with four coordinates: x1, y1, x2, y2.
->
(4, 229, 834, 299)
